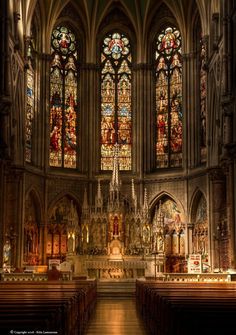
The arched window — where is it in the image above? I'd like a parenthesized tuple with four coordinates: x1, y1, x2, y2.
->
(25, 67, 34, 162)
(100, 32, 132, 170)
(49, 26, 78, 168)
(199, 34, 207, 163)
(25, 39, 35, 163)
(155, 26, 182, 168)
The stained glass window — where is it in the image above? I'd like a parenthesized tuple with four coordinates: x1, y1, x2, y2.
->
(100, 32, 132, 170)
(200, 34, 207, 163)
(25, 65, 34, 163)
(155, 27, 182, 168)
(50, 26, 78, 168)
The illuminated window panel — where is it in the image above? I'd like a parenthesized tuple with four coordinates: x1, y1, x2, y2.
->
(200, 34, 207, 163)
(101, 32, 132, 170)
(50, 26, 78, 168)
(25, 68, 34, 162)
(155, 27, 182, 168)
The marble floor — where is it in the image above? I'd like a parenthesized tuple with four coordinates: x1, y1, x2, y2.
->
(85, 298, 149, 335)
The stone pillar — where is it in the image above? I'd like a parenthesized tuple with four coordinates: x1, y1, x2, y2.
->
(182, 52, 196, 169)
(4, 169, 24, 268)
(222, 1, 230, 96)
(0, 0, 11, 158)
(41, 223, 47, 265)
(80, 63, 99, 177)
(221, 160, 236, 269)
(187, 223, 194, 254)
(212, 13, 219, 50)
(133, 63, 152, 175)
(209, 168, 226, 269)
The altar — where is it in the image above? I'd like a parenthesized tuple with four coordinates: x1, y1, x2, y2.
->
(65, 146, 166, 280)
(85, 259, 147, 279)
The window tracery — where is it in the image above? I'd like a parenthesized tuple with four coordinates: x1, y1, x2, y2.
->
(155, 27, 182, 168)
(49, 26, 78, 168)
(100, 32, 132, 170)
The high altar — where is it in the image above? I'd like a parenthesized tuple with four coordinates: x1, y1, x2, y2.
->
(66, 145, 165, 279)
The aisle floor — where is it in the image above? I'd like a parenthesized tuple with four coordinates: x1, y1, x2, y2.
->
(85, 298, 149, 335)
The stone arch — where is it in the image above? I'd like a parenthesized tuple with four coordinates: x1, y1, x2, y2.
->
(150, 190, 186, 222)
(189, 189, 209, 270)
(48, 191, 81, 218)
(150, 191, 187, 273)
(25, 186, 43, 223)
(189, 188, 207, 223)
(47, 192, 81, 261)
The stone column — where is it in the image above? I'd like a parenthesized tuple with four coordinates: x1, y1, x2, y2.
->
(187, 223, 194, 254)
(221, 160, 236, 269)
(0, 0, 11, 158)
(40, 223, 47, 265)
(80, 63, 98, 177)
(4, 169, 24, 268)
(182, 52, 196, 169)
(212, 13, 219, 50)
(133, 63, 152, 175)
(209, 168, 226, 269)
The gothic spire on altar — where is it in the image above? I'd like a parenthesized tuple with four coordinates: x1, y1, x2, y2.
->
(79, 145, 153, 257)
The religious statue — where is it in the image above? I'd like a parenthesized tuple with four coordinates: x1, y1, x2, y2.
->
(67, 234, 74, 253)
(3, 240, 11, 265)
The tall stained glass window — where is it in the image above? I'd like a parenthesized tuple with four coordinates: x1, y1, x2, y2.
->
(155, 27, 182, 168)
(100, 32, 132, 170)
(50, 26, 78, 168)
(25, 66, 34, 163)
(199, 34, 207, 163)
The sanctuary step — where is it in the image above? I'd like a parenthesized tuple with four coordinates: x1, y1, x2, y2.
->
(97, 279, 136, 298)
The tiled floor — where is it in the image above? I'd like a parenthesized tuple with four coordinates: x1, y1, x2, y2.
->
(85, 299, 149, 335)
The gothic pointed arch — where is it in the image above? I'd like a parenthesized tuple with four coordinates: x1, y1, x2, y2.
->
(47, 194, 81, 260)
(151, 193, 186, 273)
(190, 189, 209, 269)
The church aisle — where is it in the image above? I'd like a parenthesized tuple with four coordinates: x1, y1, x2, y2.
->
(85, 298, 149, 335)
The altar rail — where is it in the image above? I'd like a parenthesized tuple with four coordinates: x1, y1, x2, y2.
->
(0, 271, 72, 281)
(154, 273, 233, 282)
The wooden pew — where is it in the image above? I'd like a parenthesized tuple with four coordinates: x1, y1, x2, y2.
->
(0, 279, 97, 335)
(136, 280, 236, 335)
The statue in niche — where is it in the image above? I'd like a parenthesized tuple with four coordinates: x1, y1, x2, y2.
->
(142, 224, 151, 244)
(130, 222, 135, 243)
(3, 240, 11, 265)
(82, 225, 88, 251)
(93, 224, 101, 245)
(157, 235, 165, 253)
(67, 234, 74, 253)
(134, 222, 141, 246)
